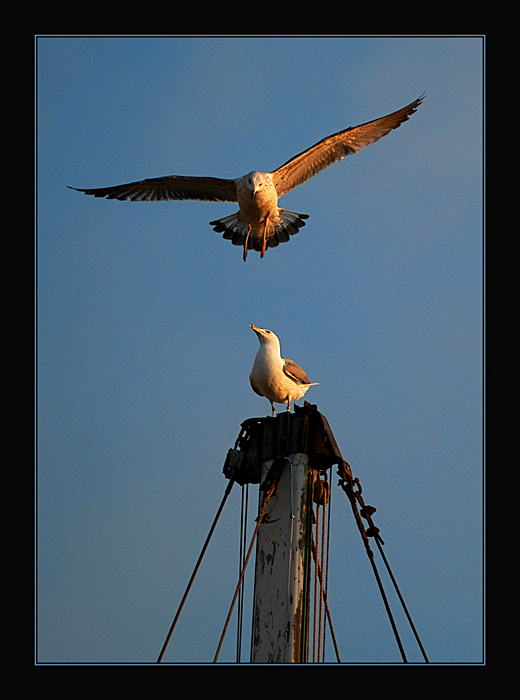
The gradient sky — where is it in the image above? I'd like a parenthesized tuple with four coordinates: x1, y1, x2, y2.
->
(36, 35, 484, 665)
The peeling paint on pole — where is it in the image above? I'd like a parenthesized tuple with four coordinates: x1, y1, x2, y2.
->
(251, 452, 314, 663)
(223, 405, 346, 663)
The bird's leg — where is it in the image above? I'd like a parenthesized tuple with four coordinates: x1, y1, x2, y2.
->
(260, 219, 268, 258)
(243, 224, 251, 262)
(270, 400, 276, 417)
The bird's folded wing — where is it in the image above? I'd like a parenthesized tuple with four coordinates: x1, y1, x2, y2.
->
(283, 358, 312, 386)
(272, 95, 424, 197)
(69, 175, 238, 202)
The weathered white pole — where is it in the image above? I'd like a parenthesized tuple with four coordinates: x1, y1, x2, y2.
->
(250, 452, 314, 663)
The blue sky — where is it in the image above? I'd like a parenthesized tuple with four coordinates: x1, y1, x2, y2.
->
(36, 35, 484, 665)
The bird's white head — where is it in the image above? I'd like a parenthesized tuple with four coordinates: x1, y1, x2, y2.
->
(249, 323, 280, 349)
(245, 171, 267, 196)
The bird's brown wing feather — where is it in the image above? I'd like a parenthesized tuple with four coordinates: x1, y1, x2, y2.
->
(272, 95, 424, 197)
(283, 358, 312, 386)
(69, 175, 238, 203)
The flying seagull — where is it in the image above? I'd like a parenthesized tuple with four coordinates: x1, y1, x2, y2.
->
(70, 95, 423, 261)
(249, 324, 321, 417)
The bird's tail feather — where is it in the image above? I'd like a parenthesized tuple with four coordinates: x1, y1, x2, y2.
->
(210, 213, 246, 246)
(276, 209, 309, 243)
(210, 208, 309, 252)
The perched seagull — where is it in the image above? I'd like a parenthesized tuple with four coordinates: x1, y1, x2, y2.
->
(249, 324, 321, 417)
(69, 95, 423, 261)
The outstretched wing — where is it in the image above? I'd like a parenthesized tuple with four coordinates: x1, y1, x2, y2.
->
(69, 174, 238, 203)
(272, 95, 424, 197)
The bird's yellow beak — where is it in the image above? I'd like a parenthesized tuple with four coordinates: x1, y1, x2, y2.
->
(250, 323, 260, 333)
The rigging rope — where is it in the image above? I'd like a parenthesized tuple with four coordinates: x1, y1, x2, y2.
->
(310, 533, 341, 662)
(157, 475, 236, 663)
(213, 467, 282, 663)
(158, 413, 428, 665)
(318, 480, 330, 663)
(312, 502, 320, 662)
(318, 487, 327, 661)
(324, 474, 332, 660)
(311, 474, 338, 663)
(338, 462, 429, 664)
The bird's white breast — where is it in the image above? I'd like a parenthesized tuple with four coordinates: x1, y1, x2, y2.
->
(237, 172, 278, 222)
(250, 346, 305, 403)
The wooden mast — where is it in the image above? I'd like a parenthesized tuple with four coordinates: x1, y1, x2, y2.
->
(224, 404, 342, 663)
(250, 450, 314, 662)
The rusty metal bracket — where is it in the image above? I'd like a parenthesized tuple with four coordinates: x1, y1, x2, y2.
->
(223, 404, 351, 486)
